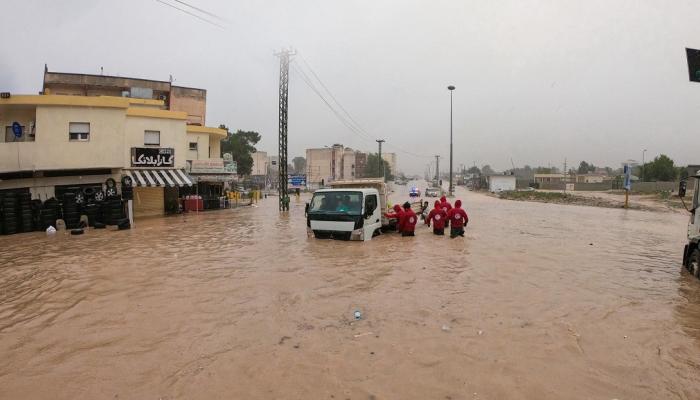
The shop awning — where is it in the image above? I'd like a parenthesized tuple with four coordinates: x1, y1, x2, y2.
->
(124, 169, 194, 187)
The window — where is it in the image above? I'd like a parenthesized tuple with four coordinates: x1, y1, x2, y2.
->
(144, 130, 160, 146)
(189, 142, 198, 151)
(69, 122, 90, 141)
(365, 194, 378, 215)
(4, 125, 25, 142)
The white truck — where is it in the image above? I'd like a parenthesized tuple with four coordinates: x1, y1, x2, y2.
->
(306, 179, 390, 241)
(680, 178, 700, 279)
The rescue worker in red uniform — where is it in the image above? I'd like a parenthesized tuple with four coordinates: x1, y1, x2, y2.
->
(385, 204, 405, 233)
(440, 195, 452, 227)
(426, 200, 447, 235)
(401, 201, 417, 237)
(446, 199, 468, 238)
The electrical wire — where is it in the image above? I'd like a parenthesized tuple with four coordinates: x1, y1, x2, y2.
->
(154, 0, 226, 29)
(295, 56, 432, 159)
(170, 0, 230, 22)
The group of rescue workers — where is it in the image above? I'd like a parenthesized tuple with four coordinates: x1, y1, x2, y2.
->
(385, 196, 468, 239)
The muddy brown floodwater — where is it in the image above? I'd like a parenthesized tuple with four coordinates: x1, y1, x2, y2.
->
(1, 186, 700, 399)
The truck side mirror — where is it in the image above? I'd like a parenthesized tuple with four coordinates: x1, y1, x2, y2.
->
(679, 181, 687, 198)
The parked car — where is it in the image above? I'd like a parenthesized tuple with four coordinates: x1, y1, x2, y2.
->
(425, 188, 439, 197)
(409, 186, 421, 197)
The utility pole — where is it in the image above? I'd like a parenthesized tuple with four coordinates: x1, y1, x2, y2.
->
(376, 139, 385, 181)
(435, 155, 440, 186)
(447, 85, 455, 196)
(275, 48, 295, 211)
(563, 158, 567, 191)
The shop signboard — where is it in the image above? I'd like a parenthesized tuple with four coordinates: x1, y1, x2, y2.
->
(131, 147, 174, 167)
(190, 159, 226, 174)
(288, 174, 307, 188)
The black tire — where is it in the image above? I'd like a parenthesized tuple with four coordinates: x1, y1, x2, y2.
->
(93, 190, 105, 202)
(121, 175, 133, 188)
(70, 228, 84, 235)
(105, 178, 116, 188)
(74, 192, 86, 205)
(94, 222, 106, 229)
(689, 250, 700, 278)
(105, 186, 118, 198)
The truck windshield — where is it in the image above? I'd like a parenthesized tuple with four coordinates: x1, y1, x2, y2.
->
(309, 191, 363, 215)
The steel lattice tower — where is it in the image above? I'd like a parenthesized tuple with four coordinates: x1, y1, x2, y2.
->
(276, 49, 295, 210)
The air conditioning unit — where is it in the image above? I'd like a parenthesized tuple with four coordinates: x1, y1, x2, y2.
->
(121, 91, 130, 97)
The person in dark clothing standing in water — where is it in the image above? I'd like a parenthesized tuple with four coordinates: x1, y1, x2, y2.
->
(426, 200, 447, 235)
(401, 201, 417, 237)
(447, 199, 468, 238)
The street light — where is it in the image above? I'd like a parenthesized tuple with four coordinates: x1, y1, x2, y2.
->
(642, 149, 647, 182)
(447, 85, 455, 196)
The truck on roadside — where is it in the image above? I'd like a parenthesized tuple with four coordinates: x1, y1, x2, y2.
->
(680, 177, 700, 280)
(305, 179, 389, 241)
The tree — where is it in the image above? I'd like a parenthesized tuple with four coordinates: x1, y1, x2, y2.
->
(481, 165, 495, 175)
(578, 161, 596, 174)
(219, 125, 261, 176)
(366, 153, 393, 180)
(467, 166, 481, 174)
(641, 154, 678, 181)
(292, 156, 306, 174)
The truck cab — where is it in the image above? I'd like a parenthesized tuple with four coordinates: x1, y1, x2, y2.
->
(306, 188, 382, 241)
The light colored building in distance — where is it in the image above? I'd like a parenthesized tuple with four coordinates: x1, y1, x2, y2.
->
(487, 175, 516, 192)
(382, 152, 397, 175)
(534, 173, 567, 184)
(251, 151, 269, 176)
(306, 144, 367, 185)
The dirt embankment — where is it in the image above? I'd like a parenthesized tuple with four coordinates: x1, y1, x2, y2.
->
(495, 190, 688, 213)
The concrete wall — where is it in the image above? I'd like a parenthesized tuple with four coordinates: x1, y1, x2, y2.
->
(539, 182, 566, 190)
(170, 86, 206, 125)
(185, 132, 210, 161)
(125, 116, 186, 168)
(251, 151, 268, 176)
(342, 151, 355, 179)
(0, 105, 126, 173)
(488, 176, 516, 192)
(306, 148, 333, 184)
(574, 182, 613, 191)
(631, 181, 678, 193)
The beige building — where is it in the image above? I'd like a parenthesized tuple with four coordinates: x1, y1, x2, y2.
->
(534, 173, 567, 184)
(251, 151, 269, 176)
(382, 152, 397, 175)
(0, 93, 226, 218)
(43, 68, 207, 125)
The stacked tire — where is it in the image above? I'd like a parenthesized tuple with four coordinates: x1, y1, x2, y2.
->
(103, 198, 124, 225)
(62, 193, 81, 229)
(2, 193, 18, 235)
(41, 198, 59, 229)
(18, 192, 33, 233)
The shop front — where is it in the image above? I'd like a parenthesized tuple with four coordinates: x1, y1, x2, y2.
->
(186, 158, 237, 211)
(124, 147, 193, 218)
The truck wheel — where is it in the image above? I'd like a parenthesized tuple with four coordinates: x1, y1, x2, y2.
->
(689, 250, 700, 278)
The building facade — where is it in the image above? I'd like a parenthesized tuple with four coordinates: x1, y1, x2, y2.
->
(1, 71, 226, 220)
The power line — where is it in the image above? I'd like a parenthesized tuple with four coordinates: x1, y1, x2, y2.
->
(154, 0, 225, 29)
(295, 56, 431, 159)
(170, 0, 230, 22)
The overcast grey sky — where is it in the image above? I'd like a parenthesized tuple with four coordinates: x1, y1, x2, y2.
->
(2, 0, 700, 174)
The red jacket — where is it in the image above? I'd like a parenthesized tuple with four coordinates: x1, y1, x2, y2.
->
(447, 200, 468, 228)
(440, 196, 452, 215)
(427, 200, 447, 230)
(385, 204, 405, 232)
(402, 207, 418, 232)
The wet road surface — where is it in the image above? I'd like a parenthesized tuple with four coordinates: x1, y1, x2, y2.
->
(1, 187, 699, 399)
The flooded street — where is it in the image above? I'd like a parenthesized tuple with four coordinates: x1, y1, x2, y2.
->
(1, 186, 700, 400)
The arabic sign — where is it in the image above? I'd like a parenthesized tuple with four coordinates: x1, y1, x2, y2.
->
(190, 159, 226, 174)
(131, 147, 174, 167)
(288, 174, 307, 188)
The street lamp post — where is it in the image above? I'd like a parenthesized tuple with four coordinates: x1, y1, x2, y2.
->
(642, 149, 647, 182)
(447, 85, 455, 196)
